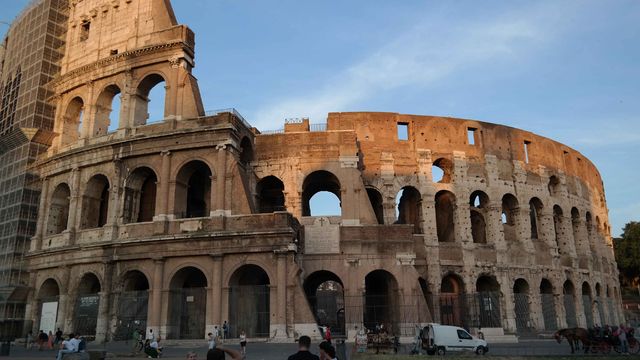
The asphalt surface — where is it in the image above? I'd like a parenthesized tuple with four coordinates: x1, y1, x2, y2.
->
(2, 339, 620, 359)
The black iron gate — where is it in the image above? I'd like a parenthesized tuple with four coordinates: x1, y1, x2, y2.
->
(75, 295, 99, 337)
(514, 293, 532, 335)
(229, 285, 270, 338)
(582, 295, 593, 328)
(475, 292, 501, 328)
(541, 293, 558, 331)
(169, 288, 206, 339)
(564, 295, 577, 327)
(308, 293, 345, 336)
(114, 291, 149, 340)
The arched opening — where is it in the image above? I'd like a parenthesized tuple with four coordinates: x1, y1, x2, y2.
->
(548, 176, 560, 196)
(476, 275, 501, 328)
(228, 265, 270, 338)
(62, 97, 84, 145)
(168, 267, 207, 339)
(123, 167, 157, 223)
(256, 176, 285, 213)
(37, 279, 60, 335)
(239, 137, 254, 166)
(133, 74, 166, 126)
(513, 279, 531, 335)
(501, 194, 519, 242)
(586, 212, 594, 251)
(581, 282, 593, 328)
(553, 205, 565, 253)
(440, 274, 465, 327)
(529, 198, 543, 239)
(571, 207, 581, 251)
(364, 270, 399, 334)
(94, 84, 122, 136)
(395, 186, 423, 234)
(435, 190, 456, 243)
(595, 283, 604, 326)
(302, 170, 341, 216)
(470, 191, 489, 244)
(114, 271, 150, 340)
(303, 271, 345, 336)
(46, 183, 71, 235)
(540, 279, 557, 330)
(432, 158, 453, 183)
(366, 187, 384, 225)
(563, 280, 577, 328)
(80, 175, 110, 229)
(75, 273, 101, 337)
(175, 161, 212, 218)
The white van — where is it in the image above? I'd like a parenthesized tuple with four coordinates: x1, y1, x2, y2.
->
(421, 324, 488, 355)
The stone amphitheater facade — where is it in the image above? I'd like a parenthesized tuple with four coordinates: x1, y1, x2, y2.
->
(24, 0, 622, 342)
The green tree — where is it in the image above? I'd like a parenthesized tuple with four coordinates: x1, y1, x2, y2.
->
(614, 221, 640, 291)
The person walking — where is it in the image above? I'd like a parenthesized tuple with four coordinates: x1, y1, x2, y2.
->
(287, 336, 320, 360)
(222, 321, 229, 341)
(239, 330, 247, 356)
(616, 324, 629, 354)
(48, 331, 54, 349)
(208, 332, 217, 350)
(55, 328, 63, 346)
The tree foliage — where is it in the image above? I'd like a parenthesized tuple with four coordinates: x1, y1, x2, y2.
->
(614, 221, 640, 287)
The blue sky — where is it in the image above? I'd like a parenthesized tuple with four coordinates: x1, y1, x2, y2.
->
(2, 0, 638, 236)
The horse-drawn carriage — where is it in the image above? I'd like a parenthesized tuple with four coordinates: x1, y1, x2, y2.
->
(554, 327, 640, 354)
(365, 329, 399, 354)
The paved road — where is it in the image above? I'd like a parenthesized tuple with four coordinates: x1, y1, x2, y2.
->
(3, 339, 601, 359)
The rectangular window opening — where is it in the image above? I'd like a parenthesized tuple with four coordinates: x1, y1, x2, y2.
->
(80, 21, 91, 42)
(467, 127, 477, 145)
(397, 122, 409, 141)
(524, 141, 531, 164)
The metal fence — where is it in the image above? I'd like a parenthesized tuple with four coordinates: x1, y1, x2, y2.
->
(228, 285, 270, 338)
(113, 290, 148, 341)
(564, 295, 577, 327)
(74, 295, 99, 337)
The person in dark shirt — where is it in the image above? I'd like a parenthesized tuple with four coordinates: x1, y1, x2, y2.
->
(288, 336, 320, 360)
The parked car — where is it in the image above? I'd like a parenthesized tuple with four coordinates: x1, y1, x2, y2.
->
(421, 324, 488, 355)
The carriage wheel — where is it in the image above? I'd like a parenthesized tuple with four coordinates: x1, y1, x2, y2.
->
(629, 340, 640, 354)
(601, 342, 611, 354)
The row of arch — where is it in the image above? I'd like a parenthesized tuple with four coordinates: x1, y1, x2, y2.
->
(60, 73, 167, 145)
(36, 264, 271, 339)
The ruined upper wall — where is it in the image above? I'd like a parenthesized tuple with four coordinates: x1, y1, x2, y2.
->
(323, 112, 605, 198)
(62, 0, 182, 74)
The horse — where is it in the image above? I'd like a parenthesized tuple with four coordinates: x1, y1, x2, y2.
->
(554, 328, 591, 354)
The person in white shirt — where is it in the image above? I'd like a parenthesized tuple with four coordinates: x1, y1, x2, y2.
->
(147, 329, 156, 342)
(208, 332, 216, 350)
(56, 334, 76, 360)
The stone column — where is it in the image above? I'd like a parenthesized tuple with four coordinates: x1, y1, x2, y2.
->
(212, 144, 228, 216)
(517, 207, 535, 252)
(206, 255, 223, 336)
(273, 252, 288, 338)
(33, 177, 50, 250)
(66, 168, 82, 244)
(148, 258, 165, 334)
(486, 204, 505, 251)
(500, 275, 516, 332)
(166, 57, 181, 119)
(155, 151, 172, 219)
(95, 262, 114, 343)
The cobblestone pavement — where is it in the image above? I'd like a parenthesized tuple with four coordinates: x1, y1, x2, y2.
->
(3, 339, 602, 359)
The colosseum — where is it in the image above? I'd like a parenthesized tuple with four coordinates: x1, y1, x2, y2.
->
(14, 0, 622, 343)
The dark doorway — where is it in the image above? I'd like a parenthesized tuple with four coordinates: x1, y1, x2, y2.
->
(364, 270, 399, 334)
(169, 267, 207, 339)
(303, 271, 345, 336)
(75, 273, 101, 337)
(114, 271, 149, 340)
(228, 265, 270, 338)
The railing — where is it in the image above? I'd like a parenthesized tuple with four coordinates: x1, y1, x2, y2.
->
(205, 108, 252, 130)
(310, 123, 327, 132)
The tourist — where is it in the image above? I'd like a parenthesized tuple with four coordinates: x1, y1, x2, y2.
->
(213, 326, 220, 342)
(318, 341, 331, 360)
(56, 334, 75, 360)
(145, 336, 162, 358)
(208, 332, 216, 349)
(55, 328, 63, 346)
(223, 321, 229, 341)
(206, 347, 242, 360)
(25, 330, 33, 349)
(48, 331, 54, 349)
(239, 330, 247, 356)
(615, 324, 629, 354)
(186, 351, 198, 360)
(324, 326, 332, 344)
(287, 335, 320, 360)
(38, 330, 48, 350)
(147, 328, 156, 342)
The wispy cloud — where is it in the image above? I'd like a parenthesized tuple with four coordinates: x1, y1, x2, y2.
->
(252, 1, 569, 128)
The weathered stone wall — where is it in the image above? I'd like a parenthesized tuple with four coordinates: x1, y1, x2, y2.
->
(23, 0, 623, 344)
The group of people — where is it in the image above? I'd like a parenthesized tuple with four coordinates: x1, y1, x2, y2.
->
(588, 324, 637, 354)
(25, 328, 65, 350)
(55, 333, 86, 360)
